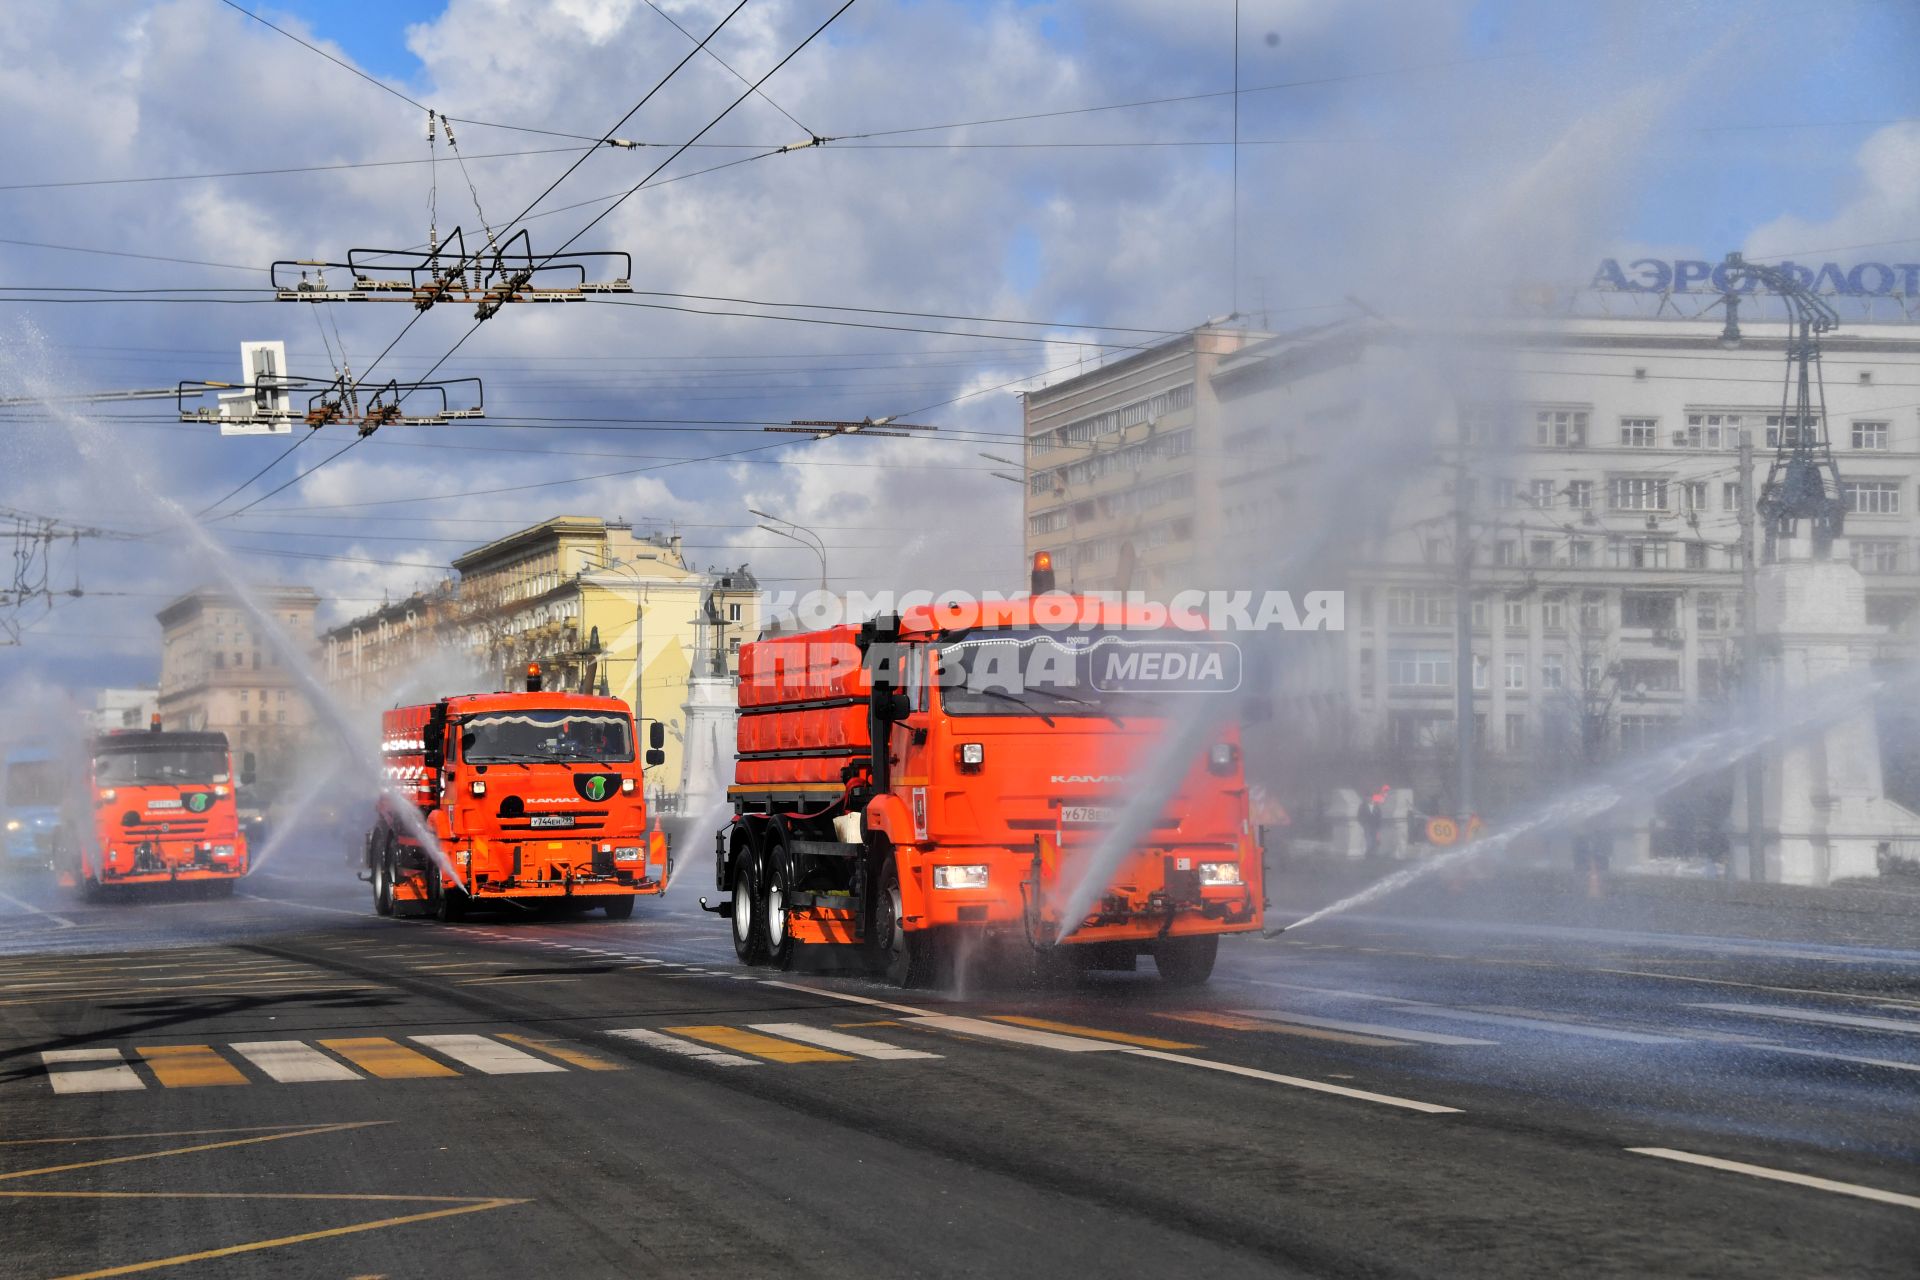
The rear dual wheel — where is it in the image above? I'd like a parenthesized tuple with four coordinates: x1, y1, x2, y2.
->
(761, 848, 796, 971)
(372, 847, 395, 917)
(730, 853, 768, 964)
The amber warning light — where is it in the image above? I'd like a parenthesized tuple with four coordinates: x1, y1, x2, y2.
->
(525, 661, 543, 692)
(1031, 549, 1056, 594)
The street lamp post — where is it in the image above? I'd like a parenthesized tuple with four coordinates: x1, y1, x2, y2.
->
(749, 507, 828, 594)
(583, 553, 655, 717)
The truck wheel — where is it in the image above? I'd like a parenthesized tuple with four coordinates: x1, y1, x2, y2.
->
(762, 846, 797, 971)
(373, 848, 395, 917)
(208, 880, 236, 899)
(431, 871, 466, 923)
(730, 854, 768, 964)
(875, 860, 933, 988)
(602, 895, 635, 920)
(80, 876, 105, 905)
(1152, 935, 1218, 986)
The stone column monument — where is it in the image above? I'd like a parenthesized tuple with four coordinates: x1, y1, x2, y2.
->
(677, 588, 737, 821)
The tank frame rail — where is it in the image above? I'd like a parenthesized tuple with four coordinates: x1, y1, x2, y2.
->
(271, 228, 633, 312)
(177, 375, 485, 431)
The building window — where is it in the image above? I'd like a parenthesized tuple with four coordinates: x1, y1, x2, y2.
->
(1620, 418, 1658, 448)
(240, 710, 250, 725)
(728, 603, 743, 622)
(1493, 478, 1517, 509)
(1505, 712, 1526, 752)
(1843, 480, 1900, 515)
(1852, 539, 1903, 574)
(1609, 477, 1668, 511)
(1568, 540, 1593, 566)
(1681, 481, 1707, 512)
(1535, 408, 1588, 448)
(1471, 595, 1489, 629)
(1581, 592, 1606, 632)
(1852, 421, 1890, 450)
(1505, 596, 1527, 629)
(1504, 652, 1526, 691)
(1495, 540, 1518, 566)
(1541, 653, 1565, 689)
(1387, 649, 1452, 688)
(1620, 658, 1681, 693)
(1610, 539, 1669, 569)
(1867, 596, 1914, 630)
(1723, 482, 1743, 511)
(1621, 593, 1676, 629)
(1529, 479, 1556, 508)
(1566, 481, 1593, 510)
(1683, 412, 1741, 449)
(1386, 588, 1452, 628)
(1764, 414, 1819, 448)
(1389, 711, 1453, 750)
(1697, 592, 1721, 632)
(1472, 653, 1489, 690)
(1529, 539, 1555, 567)
(1542, 594, 1566, 630)
(1685, 541, 1708, 569)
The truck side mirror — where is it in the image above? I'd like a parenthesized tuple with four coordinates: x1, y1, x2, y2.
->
(649, 721, 665, 750)
(240, 752, 257, 787)
(645, 748, 666, 767)
(877, 688, 912, 722)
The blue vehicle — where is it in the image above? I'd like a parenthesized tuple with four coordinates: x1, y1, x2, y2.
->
(4, 746, 63, 872)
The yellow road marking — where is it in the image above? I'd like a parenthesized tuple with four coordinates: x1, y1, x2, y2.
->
(1155, 1010, 1406, 1047)
(989, 1016, 1199, 1050)
(0, 1126, 313, 1147)
(135, 1046, 248, 1089)
(317, 1038, 458, 1079)
(496, 1034, 624, 1071)
(39, 1197, 527, 1280)
(664, 1025, 853, 1063)
(834, 1020, 901, 1028)
(0, 1122, 385, 1182)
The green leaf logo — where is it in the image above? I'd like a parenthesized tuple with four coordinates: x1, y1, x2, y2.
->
(186, 792, 211, 813)
(585, 776, 608, 802)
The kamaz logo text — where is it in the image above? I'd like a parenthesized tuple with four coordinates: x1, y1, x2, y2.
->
(1051, 775, 1126, 784)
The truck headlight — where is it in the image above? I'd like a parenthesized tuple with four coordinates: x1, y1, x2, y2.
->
(1208, 742, 1239, 775)
(1198, 861, 1242, 886)
(933, 864, 989, 889)
(470, 780, 486, 796)
(613, 846, 643, 862)
(4, 819, 19, 832)
(956, 742, 984, 771)
(212, 845, 235, 859)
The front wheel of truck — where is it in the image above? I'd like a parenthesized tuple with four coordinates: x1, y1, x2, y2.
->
(875, 860, 933, 988)
(1151, 934, 1218, 986)
(602, 895, 635, 920)
(730, 853, 768, 965)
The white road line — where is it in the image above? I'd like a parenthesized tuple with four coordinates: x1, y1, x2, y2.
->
(410, 1034, 568, 1075)
(1229, 1009, 1497, 1046)
(909, 1014, 1123, 1052)
(43, 1049, 145, 1093)
(1123, 1049, 1461, 1113)
(0, 890, 77, 929)
(1394, 1005, 1680, 1044)
(1747, 1043, 1920, 1074)
(748, 1023, 942, 1060)
(229, 1041, 363, 1083)
(1629, 1147, 1920, 1211)
(758, 979, 936, 1018)
(236, 893, 370, 918)
(1692, 1003, 1920, 1036)
(605, 1027, 759, 1067)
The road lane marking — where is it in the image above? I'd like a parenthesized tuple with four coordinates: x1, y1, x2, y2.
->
(1392, 1005, 1680, 1044)
(1121, 1049, 1463, 1114)
(318, 1037, 459, 1079)
(666, 1025, 854, 1063)
(1225, 1009, 1495, 1046)
(758, 978, 936, 1017)
(990, 1016, 1200, 1050)
(605, 1026, 759, 1066)
(42, 1050, 145, 1094)
(1157, 1011, 1407, 1046)
(908, 1015, 1124, 1052)
(1628, 1147, 1920, 1211)
(496, 1033, 625, 1071)
(229, 1042, 363, 1083)
(1691, 1002, 1920, 1035)
(1746, 1043, 1920, 1073)
(411, 1034, 568, 1075)
(136, 1046, 248, 1088)
(0, 889, 77, 928)
(747, 1023, 941, 1060)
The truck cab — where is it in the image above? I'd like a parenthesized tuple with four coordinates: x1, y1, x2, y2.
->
(370, 672, 669, 920)
(67, 726, 250, 897)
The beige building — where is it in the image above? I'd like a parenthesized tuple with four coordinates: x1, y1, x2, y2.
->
(156, 586, 320, 793)
(318, 583, 465, 708)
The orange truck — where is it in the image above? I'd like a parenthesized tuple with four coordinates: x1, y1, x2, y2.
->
(65, 723, 251, 899)
(367, 665, 669, 921)
(706, 555, 1265, 986)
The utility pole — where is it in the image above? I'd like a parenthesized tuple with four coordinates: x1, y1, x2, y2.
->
(1453, 451, 1475, 824)
(1738, 428, 1766, 881)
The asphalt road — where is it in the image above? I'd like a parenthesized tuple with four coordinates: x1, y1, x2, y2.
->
(1, 846, 1915, 1279)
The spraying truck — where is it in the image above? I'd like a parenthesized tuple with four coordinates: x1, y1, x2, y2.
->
(63, 722, 251, 898)
(705, 553, 1265, 986)
(366, 664, 670, 920)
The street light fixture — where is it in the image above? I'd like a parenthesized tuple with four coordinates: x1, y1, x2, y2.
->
(748, 507, 828, 593)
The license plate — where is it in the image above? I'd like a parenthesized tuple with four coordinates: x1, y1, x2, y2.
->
(1061, 806, 1117, 825)
(146, 799, 182, 810)
(528, 814, 575, 829)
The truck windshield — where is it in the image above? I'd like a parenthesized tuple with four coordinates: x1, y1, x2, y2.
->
(937, 627, 1240, 717)
(93, 748, 227, 785)
(459, 710, 634, 763)
(6, 760, 59, 806)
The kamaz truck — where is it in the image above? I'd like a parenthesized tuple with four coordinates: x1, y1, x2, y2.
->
(367, 664, 670, 920)
(708, 554, 1264, 986)
(65, 723, 251, 898)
